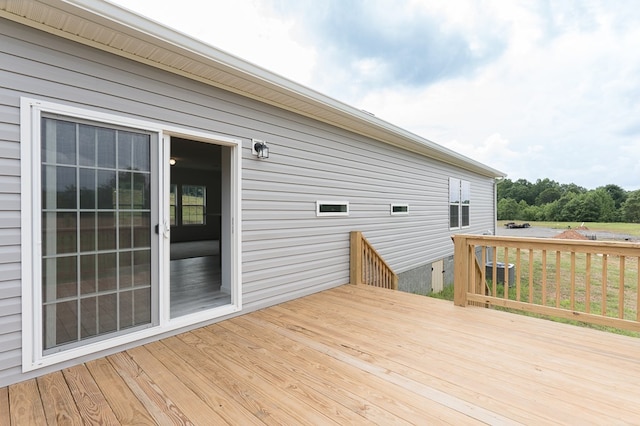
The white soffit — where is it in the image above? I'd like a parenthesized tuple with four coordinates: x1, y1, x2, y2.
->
(0, 0, 504, 178)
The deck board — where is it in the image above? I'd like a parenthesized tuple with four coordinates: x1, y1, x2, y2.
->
(37, 371, 83, 425)
(62, 364, 120, 425)
(8, 379, 47, 425)
(0, 386, 9, 426)
(85, 357, 156, 425)
(3, 284, 640, 424)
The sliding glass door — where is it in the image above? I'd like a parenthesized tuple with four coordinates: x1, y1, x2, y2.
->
(41, 116, 157, 353)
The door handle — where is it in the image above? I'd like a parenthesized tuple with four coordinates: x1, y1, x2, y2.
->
(155, 223, 170, 239)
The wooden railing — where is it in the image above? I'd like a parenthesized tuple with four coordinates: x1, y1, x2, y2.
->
(350, 231, 398, 289)
(453, 234, 640, 333)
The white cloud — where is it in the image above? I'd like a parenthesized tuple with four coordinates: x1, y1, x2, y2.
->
(109, 0, 640, 190)
(110, 0, 318, 85)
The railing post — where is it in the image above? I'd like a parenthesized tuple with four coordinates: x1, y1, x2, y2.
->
(453, 235, 468, 306)
(350, 231, 363, 285)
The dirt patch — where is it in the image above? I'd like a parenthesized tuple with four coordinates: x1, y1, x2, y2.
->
(553, 229, 589, 240)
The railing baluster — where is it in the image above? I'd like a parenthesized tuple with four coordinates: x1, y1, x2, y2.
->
(602, 254, 608, 316)
(619, 256, 625, 319)
(491, 246, 497, 297)
(528, 250, 534, 304)
(570, 252, 576, 311)
(470, 244, 476, 296)
(586, 253, 591, 313)
(556, 251, 561, 308)
(481, 245, 487, 295)
(637, 256, 640, 322)
(542, 249, 547, 306)
(515, 248, 521, 301)
(504, 247, 509, 299)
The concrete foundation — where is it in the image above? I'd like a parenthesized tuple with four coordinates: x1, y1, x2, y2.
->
(397, 255, 455, 296)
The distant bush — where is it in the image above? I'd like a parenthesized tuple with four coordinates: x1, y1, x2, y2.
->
(497, 179, 630, 222)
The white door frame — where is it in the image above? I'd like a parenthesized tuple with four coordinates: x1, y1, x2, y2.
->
(21, 97, 242, 372)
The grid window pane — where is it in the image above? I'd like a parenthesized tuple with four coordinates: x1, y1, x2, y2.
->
(461, 205, 470, 227)
(79, 212, 96, 252)
(97, 252, 117, 292)
(97, 127, 116, 168)
(134, 288, 151, 325)
(450, 204, 460, 229)
(98, 294, 118, 334)
(118, 171, 132, 209)
(120, 290, 133, 329)
(41, 117, 153, 352)
(79, 168, 96, 209)
(118, 133, 133, 170)
(132, 134, 150, 172)
(119, 212, 132, 249)
(44, 301, 77, 347)
(80, 254, 96, 295)
(133, 250, 151, 286)
(181, 185, 206, 225)
(449, 178, 461, 203)
(133, 173, 150, 209)
(97, 212, 117, 251)
(80, 297, 97, 339)
(169, 184, 177, 226)
(119, 251, 133, 289)
(97, 170, 116, 210)
(79, 124, 96, 167)
(461, 181, 471, 204)
(42, 212, 77, 255)
(133, 212, 151, 248)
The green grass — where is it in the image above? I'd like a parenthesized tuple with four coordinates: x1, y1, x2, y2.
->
(430, 284, 639, 337)
(430, 221, 640, 336)
(498, 220, 640, 236)
(429, 284, 455, 301)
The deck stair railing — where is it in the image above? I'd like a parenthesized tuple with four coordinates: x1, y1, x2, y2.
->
(453, 234, 640, 333)
(350, 231, 398, 290)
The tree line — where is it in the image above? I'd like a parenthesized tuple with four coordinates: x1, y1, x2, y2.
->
(497, 178, 640, 223)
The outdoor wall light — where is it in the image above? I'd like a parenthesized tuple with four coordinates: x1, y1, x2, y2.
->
(252, 139, 269, 159)
(169, 158, 176, 166)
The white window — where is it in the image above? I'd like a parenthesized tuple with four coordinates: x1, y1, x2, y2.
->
(450, 178, 470, 229)
(316, 201, 349, 217)
(390, 203, 409, 215)
(181, 184, 206, 225)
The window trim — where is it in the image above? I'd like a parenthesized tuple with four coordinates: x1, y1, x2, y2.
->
(390, 203, 409, 216)
(316, 201, 349, 217)
(20, 98, 243, 372)
(449, 177, 471, 230)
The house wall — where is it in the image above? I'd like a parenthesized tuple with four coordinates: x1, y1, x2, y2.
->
(0, 19, 497, 386)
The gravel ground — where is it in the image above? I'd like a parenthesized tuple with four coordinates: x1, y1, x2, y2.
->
(495, 225, 638, 242)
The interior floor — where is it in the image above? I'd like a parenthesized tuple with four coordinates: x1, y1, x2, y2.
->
(170, 240, 229, 318)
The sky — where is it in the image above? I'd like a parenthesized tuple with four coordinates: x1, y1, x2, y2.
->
(109, 0, 640, 191)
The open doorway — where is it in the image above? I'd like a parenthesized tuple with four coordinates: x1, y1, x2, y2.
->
(168, 138, 231, 317)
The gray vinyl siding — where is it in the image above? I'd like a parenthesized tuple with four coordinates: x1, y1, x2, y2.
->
(0, 48, 22, 385)
(0, 18, 498, 386)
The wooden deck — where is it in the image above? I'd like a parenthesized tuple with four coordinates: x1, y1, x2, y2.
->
(3, 284, 640, 425)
